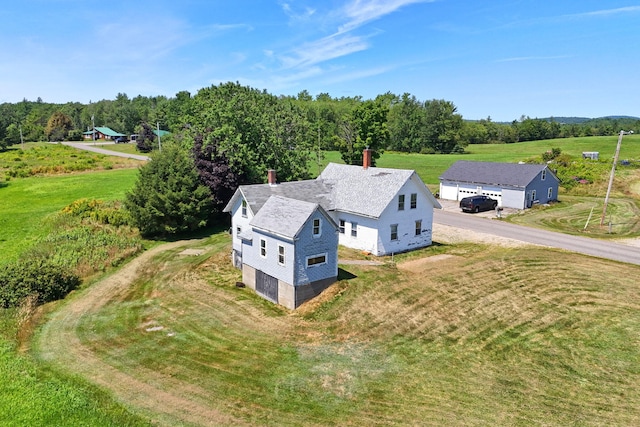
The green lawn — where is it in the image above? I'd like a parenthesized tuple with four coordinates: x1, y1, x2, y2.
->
(1, 135, 639, 425)
(0, 169, 139, 263)
(35, 233, 640, 426)
(313, 135, 640, 185)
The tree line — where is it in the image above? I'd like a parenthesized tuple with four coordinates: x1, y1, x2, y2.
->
(3, 82, 640, 237)
(3, 83, 639, 155)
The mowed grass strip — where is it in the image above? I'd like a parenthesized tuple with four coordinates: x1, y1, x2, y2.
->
(42, 235, 640, 426)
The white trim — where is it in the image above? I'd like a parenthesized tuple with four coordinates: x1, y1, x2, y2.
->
(312, 218, 321, 237)
(278, 244, 285, 266)
(260, 238, 267, 258)
(390, 224, 398, 241)
(306, 253, 327, 267)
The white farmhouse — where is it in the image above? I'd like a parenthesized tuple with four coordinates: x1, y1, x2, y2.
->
(223, 149, 441, 308)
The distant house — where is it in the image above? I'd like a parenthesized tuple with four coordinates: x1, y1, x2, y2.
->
(582, 152, 599, 160)
(223, 149, 441, 308)
(439, 160, 559, 209)
(83, 127, 126, 140)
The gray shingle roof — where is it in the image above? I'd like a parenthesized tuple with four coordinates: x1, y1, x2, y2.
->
(224, 162, 440, 218)
(439, 161, 552, 188)
(223, 179, 334, 215)
(318, 163, 430, 218)
(249, 195, 329, 239)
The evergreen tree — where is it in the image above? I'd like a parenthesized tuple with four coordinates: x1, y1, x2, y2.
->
(125, 142, 212, 236)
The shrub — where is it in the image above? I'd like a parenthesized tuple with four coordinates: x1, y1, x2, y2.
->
(0, 260, 80, 308)
(61, 198, 132, 227)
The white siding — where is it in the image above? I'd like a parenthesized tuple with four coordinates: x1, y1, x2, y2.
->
(242, 231, 295, 285)
(331, 211, 380, 254)
(375, 177, 434, 255)
(229, 197, 254, 252)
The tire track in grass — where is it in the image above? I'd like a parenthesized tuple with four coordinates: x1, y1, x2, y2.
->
(35, 240, 247, 427)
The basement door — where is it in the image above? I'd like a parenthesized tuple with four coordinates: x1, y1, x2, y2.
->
(256, 269, 278, 303)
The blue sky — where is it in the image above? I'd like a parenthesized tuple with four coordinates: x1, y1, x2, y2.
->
(1, 0, 639, 121)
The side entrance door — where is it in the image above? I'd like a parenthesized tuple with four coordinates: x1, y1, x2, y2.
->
(256, 270, 278, 303)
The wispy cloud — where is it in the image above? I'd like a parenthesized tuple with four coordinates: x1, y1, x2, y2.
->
(567, 6, 640, 18)
(276, 0, 431, 71)
(280, 1, 316, 22)
(338, 0, 433, 34)
(279, 33, 370, 69)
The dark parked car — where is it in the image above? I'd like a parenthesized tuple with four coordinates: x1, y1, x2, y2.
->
(460, 195, 498, 213)
(115, 136, 128, 143)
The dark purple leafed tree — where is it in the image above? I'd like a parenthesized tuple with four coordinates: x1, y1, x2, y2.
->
(192, 133, 240, 214)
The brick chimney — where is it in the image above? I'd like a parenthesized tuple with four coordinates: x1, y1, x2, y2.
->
(267, 169, 277, 185)
(363, 148, 372, 170)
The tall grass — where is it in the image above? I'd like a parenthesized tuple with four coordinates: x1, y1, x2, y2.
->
(0, 169, 139, 263)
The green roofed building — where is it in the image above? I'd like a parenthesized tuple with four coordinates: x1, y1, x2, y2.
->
(153, 129, 171, 138)
(83, 127, 126, 140)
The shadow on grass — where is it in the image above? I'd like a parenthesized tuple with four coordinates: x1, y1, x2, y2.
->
(143, 220, 231, 243)
(338, 268, 357, 281)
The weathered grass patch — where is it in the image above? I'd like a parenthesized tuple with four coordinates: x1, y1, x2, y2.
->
(38, 237, 640, 426)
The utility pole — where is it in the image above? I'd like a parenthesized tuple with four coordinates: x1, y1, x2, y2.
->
(91, 115, 96, 145)
(19, 124, 24, 150)
(600, 130, 633, 226)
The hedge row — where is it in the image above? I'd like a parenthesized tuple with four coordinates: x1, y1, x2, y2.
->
(0, 260, 80, 308)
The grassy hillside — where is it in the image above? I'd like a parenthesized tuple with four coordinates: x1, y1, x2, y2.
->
(314, 135, 640, 185)
(0, 169, 139, 263)
(1, 135, 639, 425)
(34, 234, 640, 426)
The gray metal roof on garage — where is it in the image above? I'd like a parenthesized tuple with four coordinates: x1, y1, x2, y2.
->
(439, 161, 554, 188)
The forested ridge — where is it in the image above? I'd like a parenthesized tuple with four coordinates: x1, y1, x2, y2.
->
(2, 82, 639, 155)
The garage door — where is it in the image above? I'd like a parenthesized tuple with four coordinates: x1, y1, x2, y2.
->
(256, 270, 278, 303)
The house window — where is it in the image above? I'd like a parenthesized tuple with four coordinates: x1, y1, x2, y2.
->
(548, 187, 553, 199)
(278, 245, 285, 265)
(260, 239, 266, 257)
(241, 199, 247, 217)
(410, 193, 417, 209)
(531, 190, 537, 201)
(415, 220, 422, 236)
(351, 222, 358, 237)
(339, 219, 345, 234)
(398, 194, 405, 211)
(541, 169, 547, 180)
(307, 254, 327, 267)
(390, 224, 398, 241)
(313, 218, 321, 236)
(236, 226, 241, 236)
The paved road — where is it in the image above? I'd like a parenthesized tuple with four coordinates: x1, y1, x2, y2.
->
(58, 141, 151, 161)
(434, 209, 640, 266)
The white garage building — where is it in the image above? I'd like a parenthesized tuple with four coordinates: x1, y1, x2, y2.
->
(439, 160, 559, 210)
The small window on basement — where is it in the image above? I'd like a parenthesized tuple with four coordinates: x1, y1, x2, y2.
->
(307, 254, 327, 267)
(548, 187, 553, 198)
